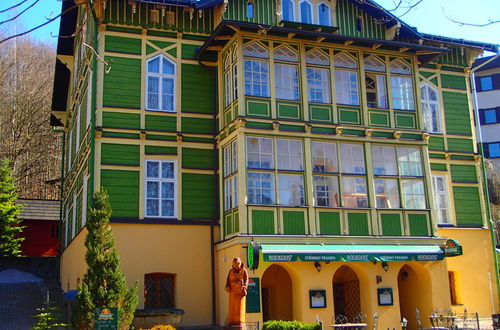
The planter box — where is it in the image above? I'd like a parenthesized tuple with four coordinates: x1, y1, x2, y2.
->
(132, 309, 185, 329)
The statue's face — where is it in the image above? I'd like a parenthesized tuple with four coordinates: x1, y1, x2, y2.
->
(232, 258, 241, 269)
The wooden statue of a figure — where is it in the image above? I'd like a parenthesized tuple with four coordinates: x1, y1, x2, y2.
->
(225, 257, 249, 325)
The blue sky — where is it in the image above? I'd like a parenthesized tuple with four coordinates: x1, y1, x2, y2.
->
(0, 0, 498, 47)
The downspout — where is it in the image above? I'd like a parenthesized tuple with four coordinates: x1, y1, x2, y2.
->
(54, 128, 66, 285)
(197, 48, 219, 325)
(469, 45, 500, 310)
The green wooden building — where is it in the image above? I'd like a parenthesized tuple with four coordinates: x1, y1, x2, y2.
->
(51, 0, 499, 327)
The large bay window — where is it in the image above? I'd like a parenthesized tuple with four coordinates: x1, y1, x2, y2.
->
(334, 53, 360, 106)
(244, 41, 270, 97)
(364, 56, 388, 109)
(421, 83, 442, 133)
(223, 45, 238, 108)
(390, 59, 414, 110)
(274, 46, 300, 100)
(146, 55, 176, 112)
(432, 175, 451, 224)
(306, 49, 331, 104)
(246, 136, 304, 206)
(371, 145, 426, 209)
(312, 141, 367, 208)
(224, 140, 239, 211)
(145, 160, 176, 218)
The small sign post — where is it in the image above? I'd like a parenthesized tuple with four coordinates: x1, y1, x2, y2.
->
(95, 307, 119, 330)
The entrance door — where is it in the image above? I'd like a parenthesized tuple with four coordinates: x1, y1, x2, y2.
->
(333, 266, 361, 322)
(261, 264, 293, 321)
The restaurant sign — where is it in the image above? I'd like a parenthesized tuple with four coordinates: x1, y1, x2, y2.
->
(95, 307, 118, 330)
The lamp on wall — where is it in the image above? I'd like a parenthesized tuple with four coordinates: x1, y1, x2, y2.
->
(314, 261, 321, 272)
(381, 261, 389, 272)
(401, 317, 408, 330)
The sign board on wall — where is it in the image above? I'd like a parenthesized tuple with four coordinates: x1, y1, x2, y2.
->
(246, 277, 261, 313)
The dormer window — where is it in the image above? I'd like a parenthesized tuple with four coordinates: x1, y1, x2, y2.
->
(318, 3, 331, 26)
(300, 0, 313, 24)
(282, 0, 333, 26)
(283, 0, 295, 21)
(247, 1, 255, 19)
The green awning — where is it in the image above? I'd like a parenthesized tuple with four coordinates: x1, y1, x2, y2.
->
(260, 244, 446, 262)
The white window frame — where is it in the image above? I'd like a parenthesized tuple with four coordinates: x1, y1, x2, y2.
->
(390, 59, 415, 110)
(432, 175, 451, 224)
(145, 160, 177, 218)
(146, 55, 176, 112)
(307, 67, 331, 104)
(420, 83, 442, 133)
(317, 2, 331, 26)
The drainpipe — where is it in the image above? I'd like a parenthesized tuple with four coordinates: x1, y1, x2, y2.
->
(54, 128, 66, 285)
(469, 45, 500, 311)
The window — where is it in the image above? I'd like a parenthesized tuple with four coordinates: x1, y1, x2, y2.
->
(486, 142, 500, 158)
(317, 3, 331, 26)
(313, 176, 339, 207)
(300, 0, 313, 24)
(340, 143, 365, 174)
(244, 42, 270, 98)
(146, 55, 176, 112)
(246, 137, 304, 206)
(402, 179, 425, 209)
(224, 45, 239, 109)
(372, 145, 397, 176)
(432, 175, 451, 224)
(375, 179, 400, 208)
(282, 0, 295, 21)
(311, 141, 337, 173)
(364, 56, 387, 109)
(145, 160, 177, 218)
(144, 273, 175, 309)
(311, 142, 340, 207)
(334, 53, 359, 106)
(398, 147, 423, 176)
(247, 1, 254, 18)
(481, 108, 499, 125)
(342, 177, 368, 208)
(480, 76, 493, 91)
(421, 83, 442, 133)
(274, 46, 300, 101)
(224, 140, 238, 211)
(306, 49, 331, 104)
(448, 271, 459, 305)
(390, 59, 414, 110)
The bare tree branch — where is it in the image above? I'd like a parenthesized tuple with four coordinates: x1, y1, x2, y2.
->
(0, 0, 41, 26)
(0, 0, 29, 13)
(442, 8, 500, 27)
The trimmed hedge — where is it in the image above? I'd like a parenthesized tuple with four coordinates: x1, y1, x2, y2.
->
(262, 320, 321, 330)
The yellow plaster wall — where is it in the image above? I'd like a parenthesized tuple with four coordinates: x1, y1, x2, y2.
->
(61, 223, 214, 326)
(216, 243, 451, 329)
(438, 227, 499, 316)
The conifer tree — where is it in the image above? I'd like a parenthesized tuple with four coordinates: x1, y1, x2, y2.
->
(72, 187, 138, 329)
(0, 159, 24, 257)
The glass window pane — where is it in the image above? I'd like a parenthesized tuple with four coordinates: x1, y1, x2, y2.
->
(147, 77, 160, 110)
(402, 179, 426, 209)
(282, 0, 295, 21)
(318, 3, 331, 26)
(375, 178, 400, 208)
(161, 162, 174, 178)
(247, 172, 275, 205)
(147, 181, 159, 198)
(247, 137, 274, 169)
(162, 58, 175, 75)
(480, 76, 493, 91)
(391, 76, 415, 110)
(300, 1, 313, 23)
(244, 60, 270, 97)
(274, 46, 299, 62)
(148, 57, 160, 73)
(162, 182, 175, 199)
(278, 174, 305, 206)
(484, 109, 497, 124)
(306, 49, 330, 66)
(311, 141, 338, 172)
(340, 143, 365, 174)
(314, 175, 339, 207)
(243, 41, 269, 58)
(307, 67, 331, 103)
(275, 64, 299, 100)
(372, 145, 397, 175)
(277, 139, 303, 171)
(335, 70, 359, 105)
(146, 199, 159, 216)
(342, 177, 368, 208)
(147, 161, 160, 178)
(398, 147, 422, 176)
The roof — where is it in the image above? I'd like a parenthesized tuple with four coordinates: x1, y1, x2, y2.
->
(473, 55, 500, 72)
(421, 33, 498, 53)
(134, 0, 225, 9)
(16, 199, 60, 221)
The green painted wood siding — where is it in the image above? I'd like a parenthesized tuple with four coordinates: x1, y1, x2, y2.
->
(428, 136, 445, 151)
(101, 143, 140, 166)
(105, 35, 142, 54)
(145, 115, 177, 132)
(145, 146, 177, 155)
(408, 214, 429, 236)
(430, 163, 447, 171)
(252, 210, 274, 234)
(101, 169, 140, 218)
(442, 92, 472, 135)
(453, 186, 483, 226)
(104, 0, 214, 34)
(319, 212, 341, 235)
(441, 74, 467, 90)
(336, 0, 385, 39)
(347, 213, 369, 235)
(434, 47, 469, 67)
(282, 211, 306, 235)
(182, 173, 216, 219)
(224, 0, 277, 26)
(447, 138, 474, 153)
(103, 56, 141, 109)
(451, 165, 477, 183)
(182, 148, 214, 169)
(181, 117, 215, 134)
(103, 112, 141, 129)
(381, 214, 402, 236)
(182, 64, 215, 114)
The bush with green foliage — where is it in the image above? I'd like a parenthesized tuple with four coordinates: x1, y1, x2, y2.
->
(72, 187, 138, 329)
(262, 320, 321, 330)
(0, 159, 24, 257)
(32, 300, 68, 330)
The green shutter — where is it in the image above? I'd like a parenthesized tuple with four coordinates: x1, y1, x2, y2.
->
(251, 210, 274, 234)
(453, 186, 483, 226)
(347, 213, 369, 235)
(451, 165, 477, 183)
(381, 214, 402, 236)
(408, 214, 429, 236)
(282, 211, 306, 235)
(319, 212, 341, 235)
(443, 92, 472, 135)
